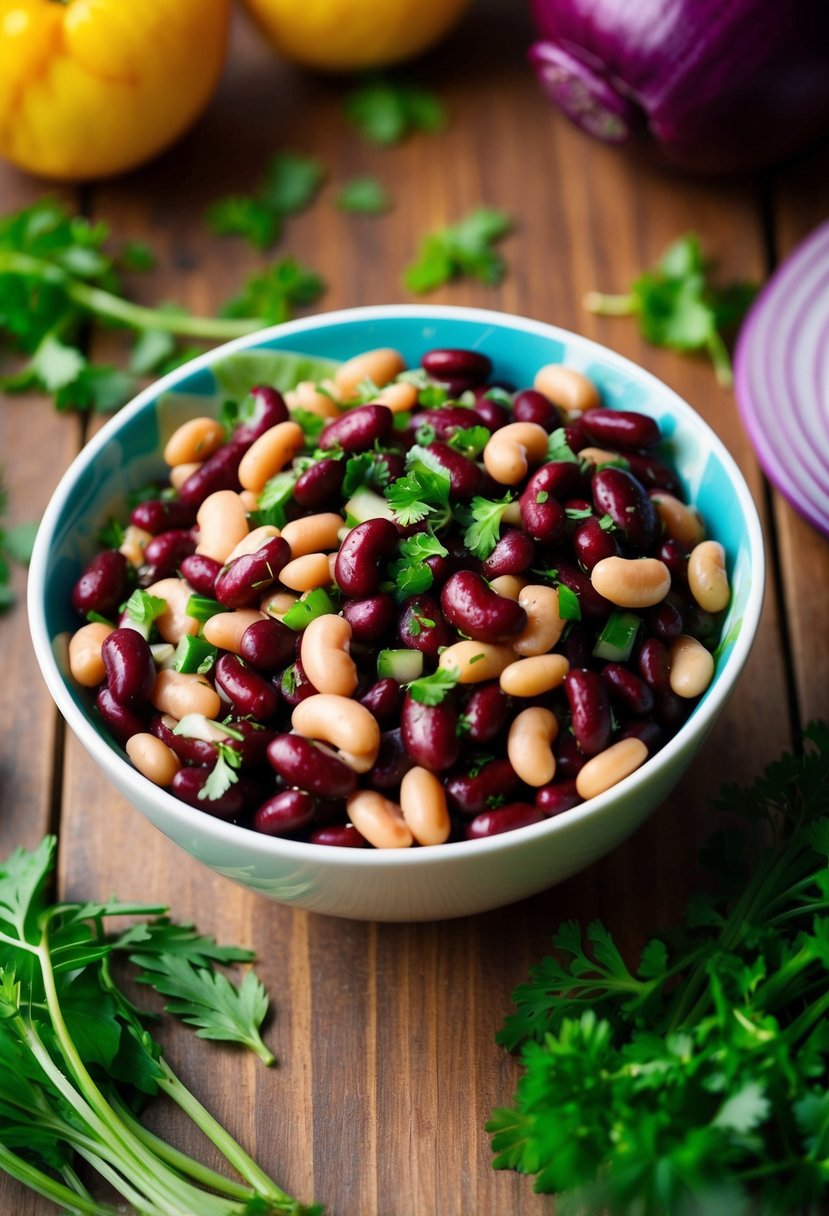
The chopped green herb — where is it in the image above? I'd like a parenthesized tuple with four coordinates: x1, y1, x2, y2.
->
(556, 584, 582, 621)
(206, 153, 326, 250)
(407, 611, 436, 637)
(598, 513, 616, 531)
(384, 458, 451, 528)
(199, 743, 242, 802)
(406, 666, 460, 706)
(97, 516, 126, 549)
(468, 754, 496, 779)
(486, 793, 507, 809)
(85, 609, 114, 626)
(404, 207, 512, 294)
(448, 425, 490, 459)
(584, 233, 757, 387)
(565, 505, 592, 520)
(220, 258, 326, 327)
(124, 588, 167, 639)
(547, 427, 580, 464)
(336, 176, 392, 214)
(417, 382, 452, 408)
(342, 452, 392, 497)
(536, 491, 549, 504)
(415, 422, 438, 445)
(345, 76, 446, 146)
(290, 407, 328, 446)
(390, 531, 448, 602)
(256, 469, 301, 528)
(483, 386, 513, 408)
(490, 725, 829, 1216)
(458, 493, 515, 560)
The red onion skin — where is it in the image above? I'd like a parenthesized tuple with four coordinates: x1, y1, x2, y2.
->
(529, 0, 829, 174)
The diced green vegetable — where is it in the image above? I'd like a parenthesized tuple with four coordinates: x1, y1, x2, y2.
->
(592, 610, 641, 661)
(378, 649, 424, 683)
(172, 634, 218, 675)
(185, 594, 225, 622)
(282, 587, 337, 631)
(345, 486, 395, 524)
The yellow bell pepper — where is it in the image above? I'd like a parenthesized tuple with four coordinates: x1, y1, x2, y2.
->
(0, 0, 231, 180)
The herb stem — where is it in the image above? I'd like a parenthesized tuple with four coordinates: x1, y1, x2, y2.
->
(71, 1145, 164, 1216)
(0, 1140, 117, 1215)
(582, 291, 635, 317)
(0, 250, 262, 341)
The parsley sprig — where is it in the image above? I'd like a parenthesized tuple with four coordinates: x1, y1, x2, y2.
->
(206, 152, 326, 250)
(404, 207, 512, 294)
(0, 837, 320, 1214)
(457, 493, 515, 560)
(406, 666, 460, 706)
(345, 76, 446, 146)
(384, 453, 451, 527)
(490, 723, 829, 1214)
(584, 234, 756, 387)
(389, 531, 448, 601)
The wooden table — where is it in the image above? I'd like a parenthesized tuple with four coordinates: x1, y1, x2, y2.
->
(1, 6, 828, 1213)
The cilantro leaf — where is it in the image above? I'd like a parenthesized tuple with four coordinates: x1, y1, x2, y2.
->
(124, 588, 167, 638)
(404, 207, 512, 294)
(448, 425, 490, 459)
(384, 459, 451, 527)
(198, 744, 242, 802)
(336, 177, 392, 215)
(116, 918, 254, 967)
(458, 493, 515, 560)
(345, 76, 446, 146)
(584, 233, 757, 387)
(406, 666, 460, 706)
(342, 452, 391, 497)
(255, 469, 300, 528)
(206, 153, 326, 250)
(547, 427, 580, 463)
(221, 259, 326, 326)
(390, 531, 448, 602)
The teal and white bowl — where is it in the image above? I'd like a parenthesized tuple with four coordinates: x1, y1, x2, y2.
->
(28, 305, 764, 922)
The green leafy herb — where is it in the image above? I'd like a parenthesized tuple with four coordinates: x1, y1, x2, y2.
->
(220, 258, 326, 327)
(490, 724, 829, 1216)
(547, 428, 579, 464)
(206, 153, 326, 250)
(448, 425, 490, 459)
(0, 836, 320, 1214)
(404, 207, 512, 294)
(345, 76, 445, 146)
(390, 531, 448, 601)
(406, 610, 436, 637)
(256, 469, 301, 528)
(124, 588, 167, 639)
(584, 234, 757, 387)
(458, 493, 515, 560)
(468, 755, 495, 779)
(336, 177, 392, 214)
(406, 666, 460, 706)
(0, 199, 266, 412)
(384, 458, 451, 527)
(342, 452, 392, 498)
(200, 743, 243, 803)
(119, 239, 156, 272)
(536, 490, 549, 504)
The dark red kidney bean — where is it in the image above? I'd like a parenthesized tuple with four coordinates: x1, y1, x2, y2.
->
(619, 718, 664, 752)
(177, 439, 246, 509)
(625, 453, 682, 498)
(310, 797, 347, 826)
(471, 394, 510, 432)
(535, 780, 583, 817)
(367, 728, 415, 789)
(214, 653, 280, 720)
(130, 498, 196, 535)
(555, 732, 588, 778)
(293, 458, 345, 509)
(71, 550, 128, 619)
(601, 663, 654, 715)
(464, 802, 543, 839)
(142, 529, 197, 580)
(319, 404, 392, 452)
(422, 348, 492, 384)
(526, 460, 583, 502)
(563, 420, 589, 453)
(225, 718, 276, 767)
(637, 637, 672, 694)
(342, 594, 396, 643)
(253, 790, 317, 836)
(233, 385, 289, 446)
(565, 669, 612, 756)
(461, 682, 511, 743)
(684, 603, 721, 649)
(95, 687, 147, 746)
(397, 595, 451, 657)
(558, 623, 593, 671)
(359, 678, 404, 725)
(150, 714, 216, 766)
(440, 571, 526, 643)
(424, 441, 484, 501)
(512, 388, 560, 431)
(310, 823, 368, 848)
(375, 452, 406, 484)
(481, 529, 535, 578)
(658, 538, 690, 587)
(580, 408, 660, 451)
(592, 467, 657, 551)
(556, 561, 615, 620)
(335, 519, 398, 598)
(277, 660, 317, 706)
(564, 496, 593, 514)
(171, 766, 245, 820)
(572, 516, 622, 572)
(401, 693, 459, 772)
(410, 405, 486, 441)
(445, 758, 519, 816)
(239, 618, 295, 672)
(519, 486, 567, 545)
(101, 629, 155, 708)
(215, 538, 290, 609)
(645, 599, 684, 642)
(267, 734, 358, 799)
(179, 553, 222, 596)
(654, 690, 692, 731)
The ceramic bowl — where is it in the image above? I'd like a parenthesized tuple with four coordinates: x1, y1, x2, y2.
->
(28, 305, 764, 922)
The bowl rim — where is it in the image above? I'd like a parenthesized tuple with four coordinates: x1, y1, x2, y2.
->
(28, 303, 766, 870)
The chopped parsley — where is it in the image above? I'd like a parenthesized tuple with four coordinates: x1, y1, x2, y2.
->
(390, 531, 448, 602)
(345, 76, 446, 146)
(205, 152, 326, 250)
(448, 425, 490, 459)
(404, 207, 512, 294)
(384, 457, 451, 527)
(336, 176, 392, 214)
(406, 666, 460, 706)
(458, 493, 515, 560)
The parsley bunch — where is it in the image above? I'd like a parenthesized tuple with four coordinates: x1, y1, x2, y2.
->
(489, 724, 829, 1215)
(584, 234, 756, 387)
(0, 836, 320, 1215)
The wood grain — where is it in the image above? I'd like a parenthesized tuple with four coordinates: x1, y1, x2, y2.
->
(1, 3, 823, 1213)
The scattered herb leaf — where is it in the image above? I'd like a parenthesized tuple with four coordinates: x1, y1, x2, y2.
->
(406, 666, 460, 706)
(345, 76, 446, 146)
(206, 153, 326, 250)
(336, 177, 392, 214)
(404, 207, 512, 294)
(220, 258, 326, 327)
(458, 493, 515, 560)
(390, 531, 448, 602)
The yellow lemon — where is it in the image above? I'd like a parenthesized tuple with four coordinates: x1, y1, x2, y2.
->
(242, 0, 470, 73)
(0, 0, 231, 180)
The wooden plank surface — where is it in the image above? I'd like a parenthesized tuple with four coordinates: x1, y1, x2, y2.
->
(1, 3, 826, 1213)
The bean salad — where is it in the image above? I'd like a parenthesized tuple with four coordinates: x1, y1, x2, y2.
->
(67, 346, 731, 849)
